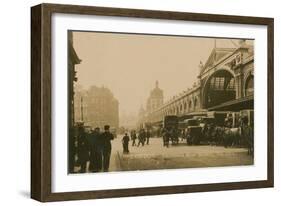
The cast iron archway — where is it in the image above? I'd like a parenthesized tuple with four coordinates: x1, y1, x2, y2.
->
(203, 69, 236, 108)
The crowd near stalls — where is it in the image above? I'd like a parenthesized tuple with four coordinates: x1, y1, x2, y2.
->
(156, 110, 254, 155)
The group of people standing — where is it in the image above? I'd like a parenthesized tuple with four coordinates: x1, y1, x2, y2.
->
(120, 129, 151, 154)
(160, 116, 254, 155)
(77, 126, 153, 172)
(77, 125, 114, 173)
(130, 129, 151, 147)
(161, 127, 179, 147)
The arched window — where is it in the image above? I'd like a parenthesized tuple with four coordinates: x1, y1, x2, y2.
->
(204, 70, 236, 108)
(226, 78, 235, 90)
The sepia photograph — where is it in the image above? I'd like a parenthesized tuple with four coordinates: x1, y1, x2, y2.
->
(30, 3, 273, 201)
(68, 31, 254, 174)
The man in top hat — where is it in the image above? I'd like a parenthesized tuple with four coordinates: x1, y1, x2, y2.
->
(100, 125, 114, 172)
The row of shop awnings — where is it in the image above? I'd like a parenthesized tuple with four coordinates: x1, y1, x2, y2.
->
(178, 95, 253, 120)
(148, 95, 253, 127)
(207, 95, 253, 111)
(178, 110, 208, 121)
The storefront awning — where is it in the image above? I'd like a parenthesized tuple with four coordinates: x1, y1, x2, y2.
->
(207, 95, 253, 111)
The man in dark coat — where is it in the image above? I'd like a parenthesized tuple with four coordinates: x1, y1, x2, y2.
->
(241, 117, 254, 156)
(162, 128, 170, 148)
(77, 126, 89, 173)
(146, 129, 151, 145)
(122, 133, 130, 154)
(130, 130, 137, 146)
(137, 129, 145, 147)
(88, 127, 102, 172)
(100, 125, 114, 172)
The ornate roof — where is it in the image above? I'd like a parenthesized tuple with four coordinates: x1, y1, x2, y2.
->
(200, 48, 236, 75)
(149, 81, 163, 98)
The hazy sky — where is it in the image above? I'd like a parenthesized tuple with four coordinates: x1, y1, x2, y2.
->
(73, 31, 243, 115)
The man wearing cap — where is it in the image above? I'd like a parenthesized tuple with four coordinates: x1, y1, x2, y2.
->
(101, 125, 114, 172)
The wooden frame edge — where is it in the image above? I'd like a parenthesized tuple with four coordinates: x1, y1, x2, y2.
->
(43, 180, 272, 202)
(41, 3, 274, 25)
(31, 4, 43, 201)
(267, 18, 274, 187)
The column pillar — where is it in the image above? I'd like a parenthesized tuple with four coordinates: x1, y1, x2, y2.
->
(234, 67, 244, 99)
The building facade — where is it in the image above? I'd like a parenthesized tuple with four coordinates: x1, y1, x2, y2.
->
(146, 81, 164, 114)
(68, 31, 81, 173)
(74, 86, 119, 129)
(141, 40, 254, 126)
(68, 32, 81, 127)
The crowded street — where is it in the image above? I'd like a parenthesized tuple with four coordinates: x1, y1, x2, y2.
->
(74, 134, 253, 173)
(114, 135, 252, 172)
(69, 34, 255, 174)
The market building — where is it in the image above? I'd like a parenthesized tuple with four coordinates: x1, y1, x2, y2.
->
(141, 40, 254, 126)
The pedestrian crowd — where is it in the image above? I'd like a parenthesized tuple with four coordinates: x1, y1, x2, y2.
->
(160, 116, 254, 155)
(121, 129, 151, 154)
(130, 129, 151, 147)
(76, 125, 153, 172)
(77, 125, 114, 173)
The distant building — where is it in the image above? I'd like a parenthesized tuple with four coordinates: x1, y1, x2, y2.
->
(68, 32, 81, 127)
(119, 112, 138, 129)
(74, 86, 119, 129)
(146, 81, 164, 114)
(137, 105, 146, 129)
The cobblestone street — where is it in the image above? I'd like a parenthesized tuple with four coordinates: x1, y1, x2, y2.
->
(109, 135, 253, 172)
